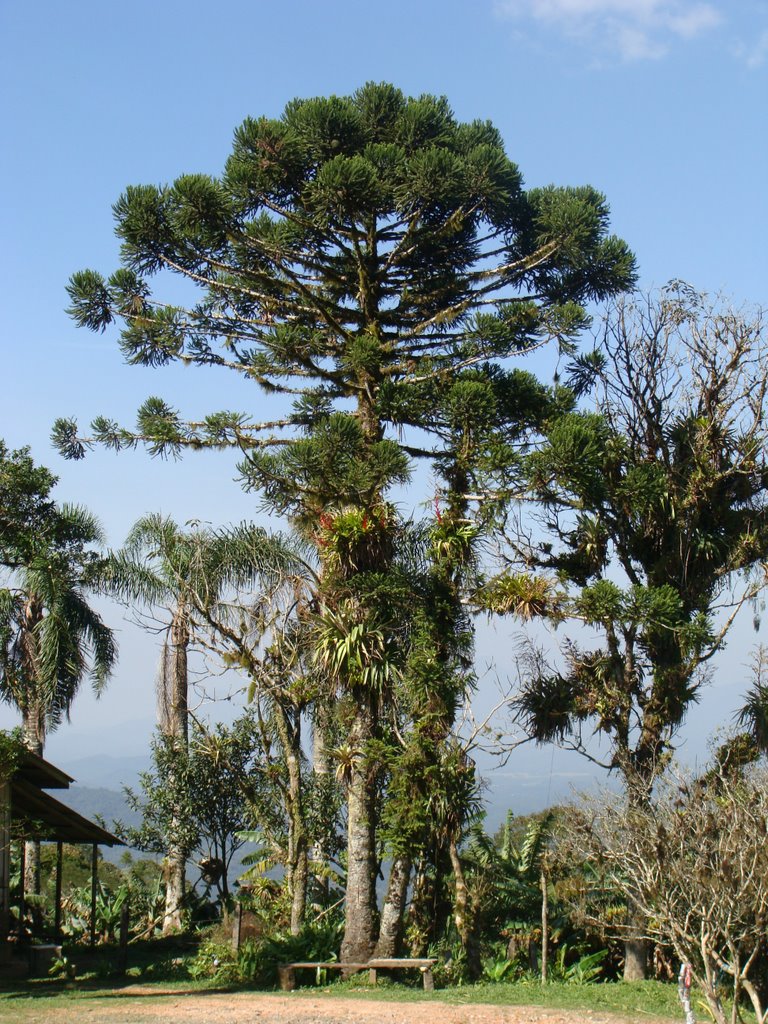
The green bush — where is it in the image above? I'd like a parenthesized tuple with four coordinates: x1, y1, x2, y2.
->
(188, 919, 343, 988)
(188, 937, 241, 984)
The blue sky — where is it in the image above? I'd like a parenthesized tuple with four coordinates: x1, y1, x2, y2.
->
(1, 0, 766, 803)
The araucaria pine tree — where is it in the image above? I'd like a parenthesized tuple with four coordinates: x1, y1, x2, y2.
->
(57, 83, 634, 960)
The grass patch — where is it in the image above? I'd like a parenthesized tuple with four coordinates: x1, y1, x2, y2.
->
(0, 975, 687, 1022)
(308, 978, 682, 1017)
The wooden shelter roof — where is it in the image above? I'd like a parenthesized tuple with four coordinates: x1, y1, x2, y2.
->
(10, 777, 122, 846)
(15, 750, 74, 790)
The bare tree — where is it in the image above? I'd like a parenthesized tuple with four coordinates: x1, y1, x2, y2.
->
(560, 765, 768, 1024)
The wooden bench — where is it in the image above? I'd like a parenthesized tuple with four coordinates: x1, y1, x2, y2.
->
(278, 957, 436, 991)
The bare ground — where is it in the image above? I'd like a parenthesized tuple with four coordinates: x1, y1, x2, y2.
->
(2, 987, 677, 1024)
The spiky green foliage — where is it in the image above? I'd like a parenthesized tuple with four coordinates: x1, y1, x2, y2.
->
(734, 645, 768, 757)
(57, 83, 633, 497)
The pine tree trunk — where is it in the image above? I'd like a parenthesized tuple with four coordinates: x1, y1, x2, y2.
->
(340, 702, 377, 966)
(374, 854, 411, 958)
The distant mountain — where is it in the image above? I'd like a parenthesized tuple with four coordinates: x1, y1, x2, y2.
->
(54, 784, 145, 864)
(56, 753, 150, 791)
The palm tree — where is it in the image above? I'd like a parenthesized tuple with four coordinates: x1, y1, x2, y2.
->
(0, 503, 116, 755)
(104, 513, 304, 932)
(0, 503, 116, 900)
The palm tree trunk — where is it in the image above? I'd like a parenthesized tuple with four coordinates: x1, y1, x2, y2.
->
(21, 703, 44, 923)
(161, 608, 189, 935)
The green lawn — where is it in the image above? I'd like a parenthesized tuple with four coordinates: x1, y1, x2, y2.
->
(0, 975, 691, 1023)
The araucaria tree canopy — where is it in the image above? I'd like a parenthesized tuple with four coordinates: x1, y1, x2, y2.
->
(56, 83, 635, 963)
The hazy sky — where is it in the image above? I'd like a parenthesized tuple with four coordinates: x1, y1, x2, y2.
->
(1, 0, 766, 804)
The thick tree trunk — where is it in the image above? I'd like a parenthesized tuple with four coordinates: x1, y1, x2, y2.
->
(448, 838, 480, 979)
(163, 608, 189, 742)
(162, 846, 186, 934)
(623, 770, 652, 980)
(290, 846, 308, 935)
(374, 854, 411, 958)
(624, 933, 648, 981)
(340, 703, 377, 965)
(406, 858, 433, 956)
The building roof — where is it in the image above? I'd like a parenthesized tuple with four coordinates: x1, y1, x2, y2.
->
(10, 777, 122, 846)
(16, 750, 74, 790)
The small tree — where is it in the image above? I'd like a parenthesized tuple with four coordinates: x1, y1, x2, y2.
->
(0, 442, 58, 569)
(486, 285, 768, 977)
(119, 715, 264, 915)
(562, 765, 768, 1024)
(105, 513, 302, 931)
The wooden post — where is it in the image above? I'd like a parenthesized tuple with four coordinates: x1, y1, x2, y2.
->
(0, 782, 10, 947)
(277, 965, 296, 991)
(117, 899, 130, 975)
(90, 844, 98, 948)
(541, 860, 549, 984)
(18, 841, 26, 934)
(231, 901, 242, 950)
(54, 842, 63, 940)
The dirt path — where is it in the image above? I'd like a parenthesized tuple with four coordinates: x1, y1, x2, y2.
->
(3, 988, 675, 1024)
